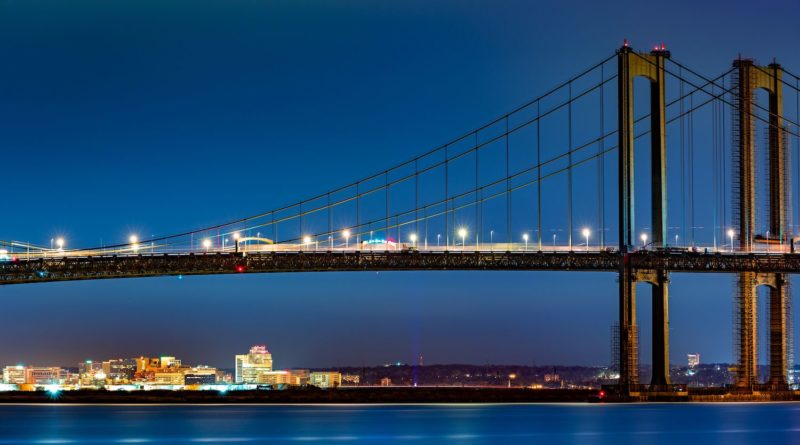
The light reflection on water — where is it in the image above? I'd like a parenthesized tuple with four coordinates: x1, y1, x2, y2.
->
(0, 404, 798, 444)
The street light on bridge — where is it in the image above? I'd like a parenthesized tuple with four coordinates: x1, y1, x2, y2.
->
(458, 228, 467, 249)
(409, 233, 418, 248)
(640, 233, 648, 249)
(233, 232, 241, 253)
(523, 233, 529, 251)
(56, 237, 64, 251)
(202, 238, 211, 252)
(582, 228, 590, 251)
(303, 236, 311, 250)
(342, 229, 351, 249)
(129, 235, 139, 253)
(727, 229, 735, 253)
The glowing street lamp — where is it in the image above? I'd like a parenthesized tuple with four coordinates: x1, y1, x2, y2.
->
(342, 229, 351, 249)
(582, 228, 591, 251)
(437, 234, 441, 248)
(727, 229, 735, 253)
(202, 238, 212, 252)
(640, 233, 648, 248)
(523, 233, 529, 251)
(129, 235, 139, 252)
(56, 237, 65, 251)
(409, 233, 418, 247)
(233, 232, 241, 252)
(303, 236, 311, 250)
(508, 373, 517, 388)
(458, 228, 467, 249)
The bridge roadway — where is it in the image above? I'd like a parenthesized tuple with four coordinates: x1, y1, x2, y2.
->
(2, 249, 800, 285)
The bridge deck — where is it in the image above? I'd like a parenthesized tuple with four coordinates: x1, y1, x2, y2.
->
(2, 250, 800, 285)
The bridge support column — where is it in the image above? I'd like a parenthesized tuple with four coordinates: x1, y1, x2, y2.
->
(736, 272, 758, 388)
(618, 264, 638, 389)
(769, 276, 788, 387)
(617, 44, 669, 393)
(732, 59, 787, 390)
(650, 270, 670, 387)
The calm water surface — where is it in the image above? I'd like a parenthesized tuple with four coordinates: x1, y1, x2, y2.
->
(0, 403, 798, 444)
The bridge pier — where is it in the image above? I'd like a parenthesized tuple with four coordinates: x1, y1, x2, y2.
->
(618, 264, 638, 389)
(732, 59, 788, 389)
(616, 44, 669, 393)
(649, 271, 670, 387)
(768, 277, 788, 387)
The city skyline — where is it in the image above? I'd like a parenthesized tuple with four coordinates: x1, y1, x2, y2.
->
(1, 0, 800, 370)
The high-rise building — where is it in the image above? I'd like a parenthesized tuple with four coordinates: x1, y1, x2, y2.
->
(235, 345, 273, 383)
(688, 353, 700, 368)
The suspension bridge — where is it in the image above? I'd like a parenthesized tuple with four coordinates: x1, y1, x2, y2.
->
(3, 43, 800, 396)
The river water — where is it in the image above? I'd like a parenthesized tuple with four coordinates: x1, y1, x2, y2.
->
(0, 403, 798, 444)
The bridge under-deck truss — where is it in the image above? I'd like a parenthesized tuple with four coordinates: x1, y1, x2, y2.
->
(4, 250, 800, 284)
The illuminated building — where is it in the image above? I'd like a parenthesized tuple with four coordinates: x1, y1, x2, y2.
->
(2, 366, 26, 384)
(342, 374, 361, 385)
(153, 372, 184, 385)
(235, 345, 273, 383)
(183, 366, 218, 385)
(380, 377, 391, 387)
(160, 356, 181, 368)
(24, 367, 62, 385)
(185, 373, 216, 385)
(544, 373, 560, 382)
(309, 372, 342, 388)
(104, 359, 137, 383)
(79, 360, 105, 386)
(688, 353, 700, 368)
(256, 371, 299, 386)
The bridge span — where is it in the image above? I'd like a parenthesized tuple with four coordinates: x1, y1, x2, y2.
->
(3, 249, 800, 285)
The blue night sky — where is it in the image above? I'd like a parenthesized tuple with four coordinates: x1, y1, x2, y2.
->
(1, 0, 800, 369)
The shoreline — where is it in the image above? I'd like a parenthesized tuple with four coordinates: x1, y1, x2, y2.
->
(0, 388, 798, 404)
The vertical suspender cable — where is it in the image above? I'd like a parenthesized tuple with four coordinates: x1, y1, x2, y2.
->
(385, 171, 389, 241)
(445, 145, 449, 247)
(356, 181, 361, 245)
(568, 81, 573, 249)
(599, 63, 605, 248)
(723, 74, 729, 235)
(506, 116, 511, 246)
(687, 93, 695, 245)
(475, 132, 479, 246)
(415, 159, 419, 242)
(711, 84, 720, 250)
(327, 193, 332, 245)
(537, 100, 542, 250)
(680, 70, 687, 245)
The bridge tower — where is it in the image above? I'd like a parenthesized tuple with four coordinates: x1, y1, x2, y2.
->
(617, 44, 670, 391)
(732, 59, 788, 389)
